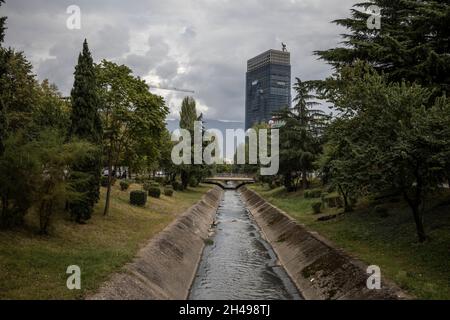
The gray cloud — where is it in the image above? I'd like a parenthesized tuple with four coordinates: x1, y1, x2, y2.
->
(2, 0, 357, 121)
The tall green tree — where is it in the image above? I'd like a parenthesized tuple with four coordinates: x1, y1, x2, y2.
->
(0, 0, 6, 44)
(69, 40, 103, 223)
(95, 60, 168, 215)
(178, 96, 201, 189)
(316, 1, 450, 97)
(0, 39, 41, 228)
(320, 62, 450, 242)
(275, 78, 328, 191)
(0, 0, 7, 155)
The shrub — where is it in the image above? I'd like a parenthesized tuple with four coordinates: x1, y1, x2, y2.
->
(304, 188, 322, 199)
(130, 190, 147, 207)
(323, 194, 342, 208)
(143, 181, 157, 191)
(148, 186, 161, 198)
(154, 176, 166, 185)
(172, 180, 183, 191)
(164, 186, 174, 197)
(189, 177, 199, 188)
(312, 202, 322, 214)
(120, 180, 130, 191)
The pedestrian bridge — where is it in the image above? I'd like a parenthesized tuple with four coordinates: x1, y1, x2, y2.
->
(204, 175, 255, 189)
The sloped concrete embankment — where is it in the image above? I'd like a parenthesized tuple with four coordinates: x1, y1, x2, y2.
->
(89, 186, 223, 300)
(239, 186, 409, 300)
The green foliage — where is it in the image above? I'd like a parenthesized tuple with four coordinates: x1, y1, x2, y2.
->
(0, 130, 94, 232)
(0, 132, 39, 228)
(148, 186, 161, 199)
(318, 62, 450, 241)
(69, 40, 102, 222)
(274, 78, 329, 191)
(164, 186, 174, 197)
(130, 190, 147, 207)
(0, 0, 5, 44)
(311, 201, 322, 214)
(119, 180, 130, 191)
(304, 189, 322, 199)
(189, 177, 199, 188)
(176, 96, 212, 189)
(179, 97, 198, 131)
(33, 131, 95, 234)
(33, 80, 70, 132)
(315, 1, 450, 98)
(323, 195, 343, 209)
(0, 49, 39, 133)
(154, 176, 166, 185)
(143, 181, 159, 191)
(95, 59, 168, 215)
(172, 180, 183, 191)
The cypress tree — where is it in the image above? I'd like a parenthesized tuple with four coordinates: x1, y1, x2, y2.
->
(69, 39, 102, 222)
(179, 97, 198, 189)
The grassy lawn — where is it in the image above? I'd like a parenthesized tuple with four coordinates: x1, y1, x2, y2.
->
(0, 183, 211, 300)
(249, 184, 450, 300)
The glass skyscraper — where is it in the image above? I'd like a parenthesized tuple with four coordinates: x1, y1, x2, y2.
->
(245, 49, 291, 130)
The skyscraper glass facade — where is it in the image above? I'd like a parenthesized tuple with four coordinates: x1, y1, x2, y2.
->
(245, 49, 291, 130)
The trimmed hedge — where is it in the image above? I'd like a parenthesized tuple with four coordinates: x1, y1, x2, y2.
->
(164, 186, 174, 197)
(148, 186, 161, 198)
(120, 180, 130, 191)
(312, 201, 322, 214)
(130, 190, 147, 207)
(143, 181, 159, 191)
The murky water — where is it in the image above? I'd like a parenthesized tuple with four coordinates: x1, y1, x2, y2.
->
(189, 190, 302, 300)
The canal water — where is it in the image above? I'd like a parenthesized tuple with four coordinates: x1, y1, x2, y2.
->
(189, 189, 302, 300)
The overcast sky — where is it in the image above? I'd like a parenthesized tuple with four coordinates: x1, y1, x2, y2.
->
(1, 0, 356, 122)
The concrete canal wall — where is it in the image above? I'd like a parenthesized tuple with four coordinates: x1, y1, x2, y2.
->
(239, 186, 409, 300)
(89, 186, 223, 300)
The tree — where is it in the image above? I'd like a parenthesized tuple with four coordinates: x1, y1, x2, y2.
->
(157, 129, 177, 182)
(95, 60, 168, 215)
(178, 96, 201, 189)
(0, 0, 6, 155)
(0, 131, 39, 228)
(32, 131, 95, 234)
(316, 1, 450, 97)
(68, 40, 103, 223)
(274, 78, 328, 191)
(0, 0, 6, 44)
(319, 62, 450, 242)
(33, 80, 70, 132)
(0, 38, 42, 228)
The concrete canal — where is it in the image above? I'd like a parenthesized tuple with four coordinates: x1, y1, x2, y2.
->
(189, 189, 302, 300)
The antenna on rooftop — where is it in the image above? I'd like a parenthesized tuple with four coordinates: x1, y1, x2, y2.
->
(281, 42, 287, 52)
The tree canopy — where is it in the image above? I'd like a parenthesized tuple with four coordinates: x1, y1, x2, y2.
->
(316, 0, 450, 97)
